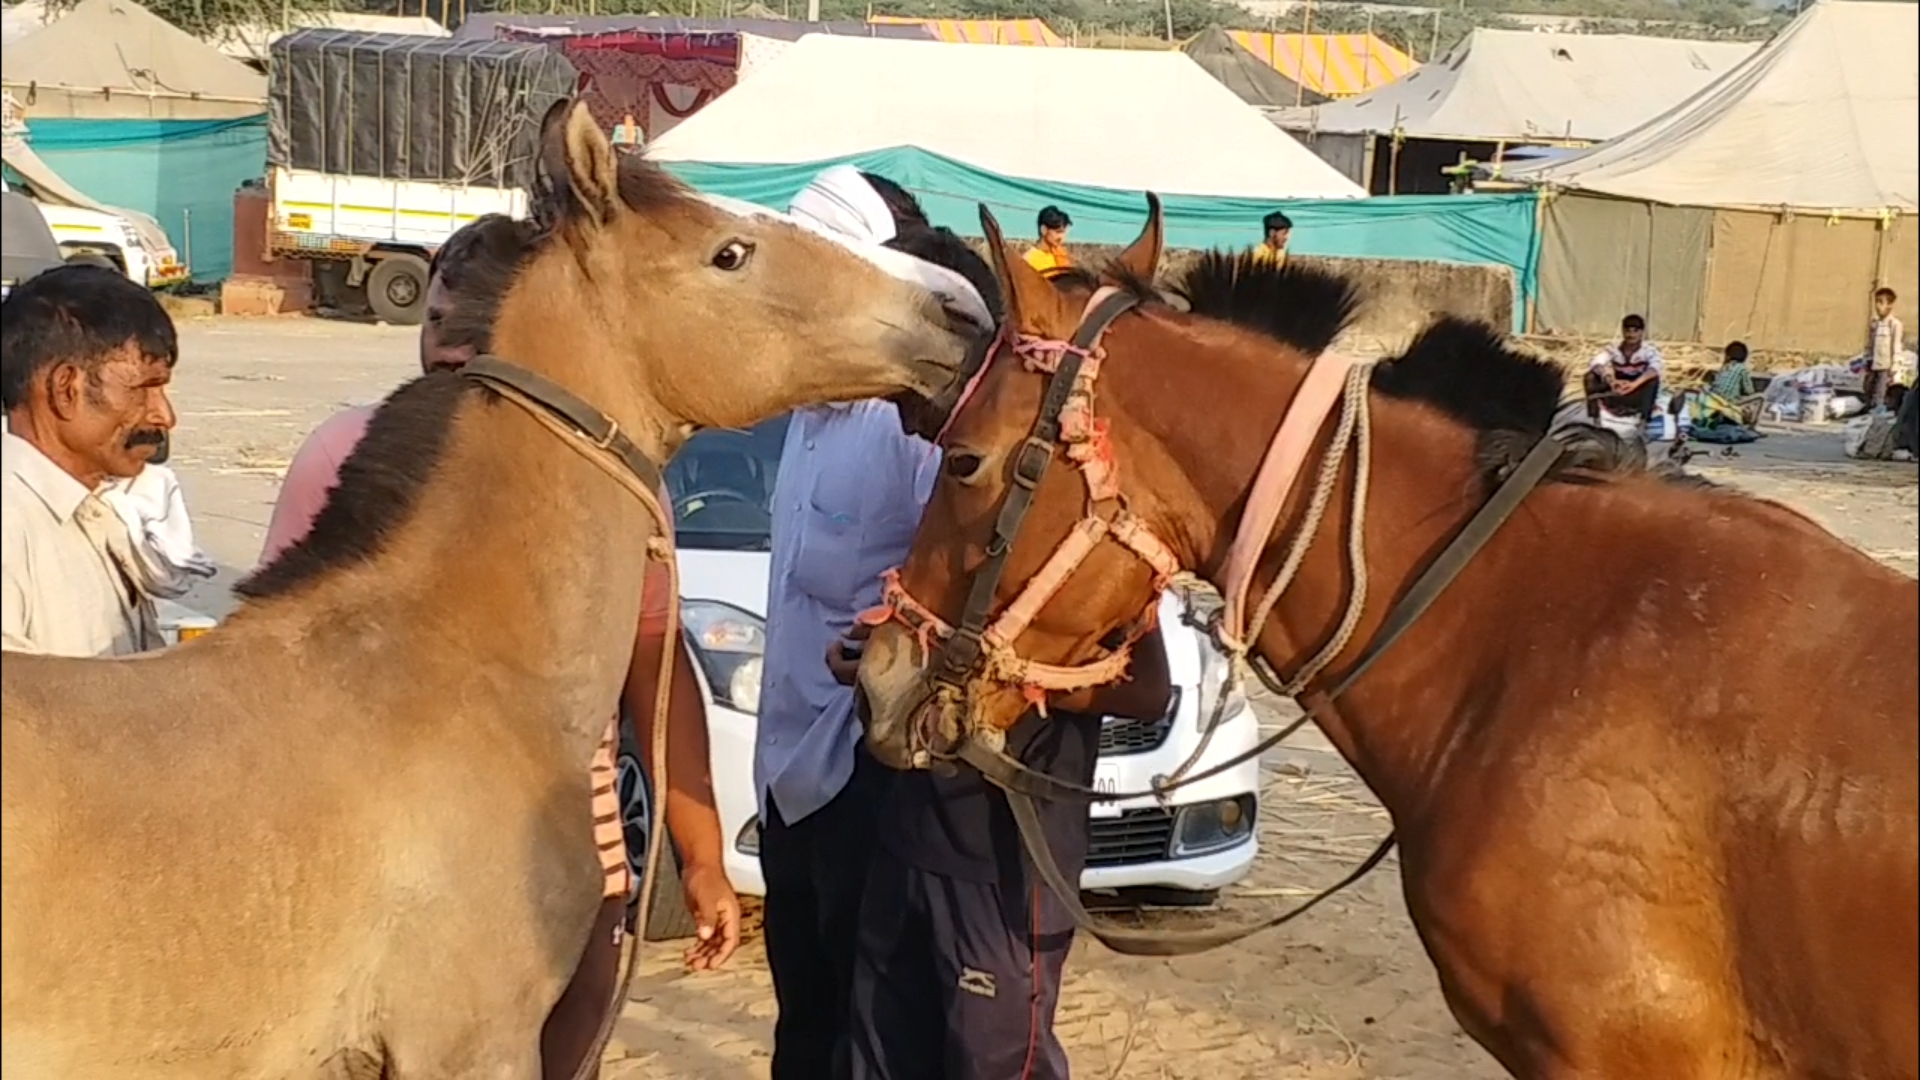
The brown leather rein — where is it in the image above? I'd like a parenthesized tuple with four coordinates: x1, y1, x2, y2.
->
(858, 303, 1570, 957)
(461, 355, 673, 1080)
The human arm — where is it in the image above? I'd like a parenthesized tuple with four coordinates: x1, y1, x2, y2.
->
(625, 563, 740, 970)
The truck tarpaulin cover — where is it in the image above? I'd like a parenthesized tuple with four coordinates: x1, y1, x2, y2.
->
(269, 29, 579, 190)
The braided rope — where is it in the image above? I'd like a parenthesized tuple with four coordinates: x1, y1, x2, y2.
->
(1231, 362, 1378, 696)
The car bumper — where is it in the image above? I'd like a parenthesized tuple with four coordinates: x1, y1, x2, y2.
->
(1082, 699, 1262, 893)
(146, 261, 191, 287)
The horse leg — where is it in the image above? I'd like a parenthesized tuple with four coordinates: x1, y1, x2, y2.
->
(1407, 824, 1765, 1080)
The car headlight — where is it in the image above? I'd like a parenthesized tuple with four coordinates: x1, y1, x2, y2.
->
(680, 599, 766, 715)
(1193, 638, 1249, 733)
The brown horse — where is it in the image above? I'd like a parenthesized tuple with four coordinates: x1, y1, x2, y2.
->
(857, 204, 1918, 1079)
(0, 101, 988, 1079)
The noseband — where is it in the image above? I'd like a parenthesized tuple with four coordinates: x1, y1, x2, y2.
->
(860, 286, 1183, 756)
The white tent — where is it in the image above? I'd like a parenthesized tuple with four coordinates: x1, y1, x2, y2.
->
(0, 0, 266, 120)
(1512, 2, 1917, 213)
(1304, 29, 1756, 144)
(646, 35, 1365, 200)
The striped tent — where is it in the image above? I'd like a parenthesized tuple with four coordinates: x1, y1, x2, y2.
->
(869, 17, 1065, 47)
(1227, 31, 1413, 97)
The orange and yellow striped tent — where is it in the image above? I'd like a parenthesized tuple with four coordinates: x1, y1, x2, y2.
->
(869, 17, 1067, 47)
(1227, 32, 1414, 97)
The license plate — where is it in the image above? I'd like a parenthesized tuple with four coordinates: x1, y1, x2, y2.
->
(286, 212, 313, 230)
(1089, 763, 1123, 818)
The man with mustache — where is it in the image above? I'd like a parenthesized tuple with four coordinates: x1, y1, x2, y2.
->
(3, 264, 179, 657)
(260, 217, 741, 1080)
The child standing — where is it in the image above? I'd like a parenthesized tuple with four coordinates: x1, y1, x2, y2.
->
(1866, 286, 1904, 412)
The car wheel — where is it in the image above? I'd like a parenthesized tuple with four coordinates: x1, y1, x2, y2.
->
(365, 253, 430, 326)
(615, 732, 701, 942)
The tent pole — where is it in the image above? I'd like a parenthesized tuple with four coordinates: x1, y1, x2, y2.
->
(1295, 1, 1312, 107)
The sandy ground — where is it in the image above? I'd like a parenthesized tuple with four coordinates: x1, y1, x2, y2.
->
(163, 317, 1917, 1080)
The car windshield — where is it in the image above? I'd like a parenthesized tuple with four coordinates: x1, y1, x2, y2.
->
(666, 414, 790, 551)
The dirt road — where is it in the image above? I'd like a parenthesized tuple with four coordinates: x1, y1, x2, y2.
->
(162, 318, 1916, 1080)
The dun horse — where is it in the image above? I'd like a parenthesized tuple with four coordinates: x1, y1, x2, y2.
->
(858, 204, 1918, 1078)
(1, 101, 988, 1078)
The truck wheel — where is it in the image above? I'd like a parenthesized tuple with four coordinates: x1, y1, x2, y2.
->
(615, 731, 702, 943)
(366, 253, 430, 326)
(64, 252, 119, 271)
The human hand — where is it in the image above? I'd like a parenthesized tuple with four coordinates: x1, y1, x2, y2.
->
(824, 622, 874, 688)
(681, 862, 741, 971)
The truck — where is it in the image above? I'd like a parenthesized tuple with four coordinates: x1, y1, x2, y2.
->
(264, 30, 578, 325)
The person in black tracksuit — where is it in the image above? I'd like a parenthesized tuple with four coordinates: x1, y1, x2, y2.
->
(842, 632, 1172, 1080)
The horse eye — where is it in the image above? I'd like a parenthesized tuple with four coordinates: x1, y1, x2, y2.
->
(711, 240, 755, 272)
(943, 452, 985, 481)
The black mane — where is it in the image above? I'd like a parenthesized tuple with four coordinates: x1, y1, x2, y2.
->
(1141, 249, 1664, 485)
(236, 373, 487, 600)
(1166, 251, 1361, 358)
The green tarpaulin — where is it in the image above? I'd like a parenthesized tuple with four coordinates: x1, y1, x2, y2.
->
(666, 145, 1541, 329)
(15, 115, 267, 281)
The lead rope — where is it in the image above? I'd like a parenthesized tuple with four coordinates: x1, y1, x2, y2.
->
(1254, 362, 1376, 695)
(479, 387, 669, 1080)
(1156, 362, 1378, 798)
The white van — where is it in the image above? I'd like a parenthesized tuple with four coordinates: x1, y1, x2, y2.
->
(33, 201, 190, 290)
(618, 414, 1263, 932)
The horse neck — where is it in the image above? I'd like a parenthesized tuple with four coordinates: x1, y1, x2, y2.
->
(1117, 328, 1498, 812)
(247, 335, 656, 767)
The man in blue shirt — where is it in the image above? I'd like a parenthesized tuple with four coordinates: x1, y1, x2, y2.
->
(754, 166, 975, 1079)
(830, 217, 1174, 1078)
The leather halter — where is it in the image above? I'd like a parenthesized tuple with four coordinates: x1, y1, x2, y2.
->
(860, 287, 1183, 751)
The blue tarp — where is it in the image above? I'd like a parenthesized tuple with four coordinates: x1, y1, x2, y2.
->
(665, 145, 1542, 330)
(21, 115, 268, 282)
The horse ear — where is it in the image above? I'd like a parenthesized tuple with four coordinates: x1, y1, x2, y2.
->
(1107, 192, 1163, 286)
(537, 99, 618, 228)
(977, 203, 1070, 333)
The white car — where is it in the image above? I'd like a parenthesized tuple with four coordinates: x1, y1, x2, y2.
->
(617, 414, 1263, 931)
(3, 185, 190, 289)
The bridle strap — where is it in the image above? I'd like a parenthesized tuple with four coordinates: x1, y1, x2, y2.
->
(968, 431, 1567, 808)
(462, 354, 667, 520)
(964, 432, 1567, 956)
(932, 287, 1142, 691)
(458, 354, 669, 1079)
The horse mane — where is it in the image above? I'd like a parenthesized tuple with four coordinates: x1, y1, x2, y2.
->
(1092, 249, 1674, 488)
(236, 374, 487, 600)
(238, 213, 550, 600)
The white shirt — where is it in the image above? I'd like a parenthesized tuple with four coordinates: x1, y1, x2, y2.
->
(2, 431, 160, 657)
(1590, 341, 1665, 379)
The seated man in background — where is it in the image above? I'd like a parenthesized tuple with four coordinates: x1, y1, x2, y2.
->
(1023, 205, 1074, 275)
(1255, 210, 1292, 266)
(1585, 313, 1664, 432)
(1708, 340, 1766, 428)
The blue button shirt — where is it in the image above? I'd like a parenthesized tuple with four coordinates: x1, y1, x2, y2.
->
(754, 401, 939, 825)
